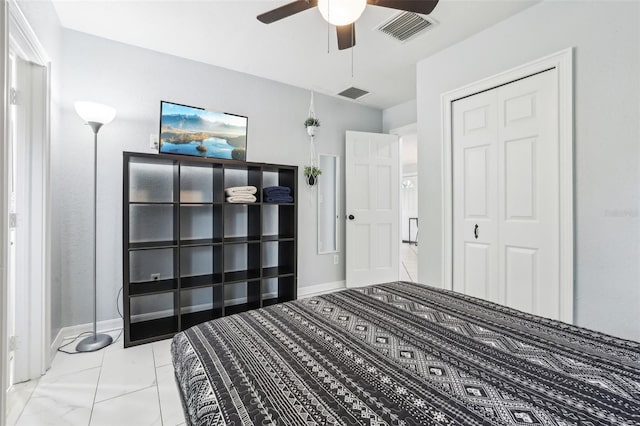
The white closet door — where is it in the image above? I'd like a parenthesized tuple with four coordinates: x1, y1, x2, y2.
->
(453, 69, 561, 320)
(452, 90, 499, 301)
(497, 69, 559, 318)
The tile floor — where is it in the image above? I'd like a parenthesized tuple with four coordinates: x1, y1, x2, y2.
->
(400, 242, 418, 282)
(7, 331, 184, 426)
(8, 245, 419, 426)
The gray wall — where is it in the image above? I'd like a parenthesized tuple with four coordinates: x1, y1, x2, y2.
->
(417, 0, 640, 340)
(382, 99, 416, 133)
(16, 0, 63, 344)
(57, 30, 381, 326)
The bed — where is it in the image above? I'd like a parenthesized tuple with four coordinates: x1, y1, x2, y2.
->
(171, 281, 640, 425)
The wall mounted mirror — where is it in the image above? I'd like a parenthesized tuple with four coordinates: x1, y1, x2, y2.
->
(318, 154, 339, 254)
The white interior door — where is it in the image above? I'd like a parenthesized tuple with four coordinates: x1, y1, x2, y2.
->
(10, 55, 48, 383)
(345, 131, 399, 287)
(453, 69, 561, 320)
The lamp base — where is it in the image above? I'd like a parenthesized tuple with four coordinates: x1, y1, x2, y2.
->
(76, 333, 113, 352)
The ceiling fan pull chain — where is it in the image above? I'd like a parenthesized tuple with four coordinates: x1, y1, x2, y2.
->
(327, 0, 331, 53)
(351, 35, 354, 77)
(327, 19, 330, 53)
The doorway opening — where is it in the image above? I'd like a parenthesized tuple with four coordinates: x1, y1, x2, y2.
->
(392, 124, 418, 283)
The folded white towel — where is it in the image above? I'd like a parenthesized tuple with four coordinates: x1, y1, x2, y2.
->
(225, 186, 257, 196)
(226, 195, 257, 203)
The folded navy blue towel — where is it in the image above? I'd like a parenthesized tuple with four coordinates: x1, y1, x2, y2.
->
(265, 195, 294, 203)
(263, 186, 291, 196)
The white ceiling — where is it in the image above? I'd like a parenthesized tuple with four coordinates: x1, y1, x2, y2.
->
(52, 0, 538, 110)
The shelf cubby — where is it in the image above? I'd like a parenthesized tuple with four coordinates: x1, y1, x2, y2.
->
(262, 240, 295, 277)
(180, 245, 223, 289)
(129, 291, 178, 342)
(180, 204, 223, 244)
(224, 166, 262, 203)
(262, 276, 296, 307)
(180, 286, 223, 330)
(124, 152, 297, 347)
(180, 162, 223, 203)
(129, 248, 177, 284)
(224, 204, 261, 241)
(129, 157, 178, 203)
(130, 204, 177, 246)
(224, 281, 261, 315)
(262, 204, 295, 240)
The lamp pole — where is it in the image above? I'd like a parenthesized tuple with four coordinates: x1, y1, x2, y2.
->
(74, 111, 114, 352)
(90, 122, 101, 339)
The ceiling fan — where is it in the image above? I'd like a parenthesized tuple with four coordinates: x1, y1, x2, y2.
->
(257, 0, 439, 50)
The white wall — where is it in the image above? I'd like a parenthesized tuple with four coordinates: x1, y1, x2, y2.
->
(57, 30, 381, 326)
(16, 0, 63, 345)
(382, 99, 416, 133)
(417, 0, 640, 340)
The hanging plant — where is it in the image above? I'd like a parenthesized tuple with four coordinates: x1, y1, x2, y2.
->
(304, 117, 320, 136)
(304, 165, 322, 186)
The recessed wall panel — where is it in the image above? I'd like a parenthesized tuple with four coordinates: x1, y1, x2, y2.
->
(464, 146, 488, 218)
(505, 246, 537, 314)
(354, 139, 370, 160)
(463, 106, 487, 134)
(353, 164, 370, 210)
(505, 93, 536, 124)
(464, 243, 489, 299)
(376, 165, 392, 210)
(375, 140, 391, 159)
(505, 138, 536, 220)
(374, 223, 392, 269)
(353, 224, 370, 271)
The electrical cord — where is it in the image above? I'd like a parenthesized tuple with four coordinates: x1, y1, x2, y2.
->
(56, 286, 124, 355)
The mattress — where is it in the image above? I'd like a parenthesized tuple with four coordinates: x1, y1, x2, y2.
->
(171, 281, 640, 425)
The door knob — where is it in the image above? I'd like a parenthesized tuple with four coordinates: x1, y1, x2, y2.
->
(348, 214, 355, 220)
(474, 224, 479, 239)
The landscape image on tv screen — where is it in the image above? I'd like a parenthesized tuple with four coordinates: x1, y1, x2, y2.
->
(159, 101, 247, 160)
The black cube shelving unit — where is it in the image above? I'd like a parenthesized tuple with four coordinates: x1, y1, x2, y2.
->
(123, 152, 297, 347)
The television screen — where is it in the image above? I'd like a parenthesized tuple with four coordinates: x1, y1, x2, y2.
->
(159, 101, 247, 161)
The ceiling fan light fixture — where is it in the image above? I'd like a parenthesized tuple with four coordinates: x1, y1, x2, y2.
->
(318, 0, 366, 26)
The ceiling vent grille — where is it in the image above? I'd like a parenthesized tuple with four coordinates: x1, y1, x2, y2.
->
(337, 87, 369, 100)
(377, 11, 436, 42)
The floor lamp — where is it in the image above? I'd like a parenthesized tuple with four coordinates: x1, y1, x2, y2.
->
(74, 101, 116, 352)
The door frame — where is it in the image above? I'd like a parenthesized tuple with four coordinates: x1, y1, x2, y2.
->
(4, 0, 52, 384)
(440, 48, 574, 323)
(1, 1, 9, 423)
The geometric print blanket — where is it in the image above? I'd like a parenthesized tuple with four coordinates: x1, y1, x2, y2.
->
(171, 281, 640, 425)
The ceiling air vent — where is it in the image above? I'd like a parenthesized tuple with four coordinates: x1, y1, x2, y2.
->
(337, 87, 369, 100)
(377, 11, 436, 43)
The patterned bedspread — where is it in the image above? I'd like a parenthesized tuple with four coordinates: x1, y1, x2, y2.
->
(171, 281, 640, 426)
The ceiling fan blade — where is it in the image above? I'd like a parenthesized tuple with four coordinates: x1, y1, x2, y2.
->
(336, 23, 356, 50)
(257, 0, 318, 24)
(367, 0, 438, 15)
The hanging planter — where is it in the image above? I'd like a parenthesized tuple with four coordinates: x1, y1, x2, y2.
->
(304, 166, 322, 186)
(304, 117, 320, 137)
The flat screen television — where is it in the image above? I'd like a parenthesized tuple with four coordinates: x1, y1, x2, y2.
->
(159, 101, 248, 161)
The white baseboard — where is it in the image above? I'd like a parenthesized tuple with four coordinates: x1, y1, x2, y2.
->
(50, 317, 123, 356)
(50, 282, 342, 357)
(50, 291, 280, 355)
(298, 280, 346, 299)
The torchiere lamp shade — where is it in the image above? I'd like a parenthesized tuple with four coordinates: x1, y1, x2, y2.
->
(74, 101, 116, 125)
